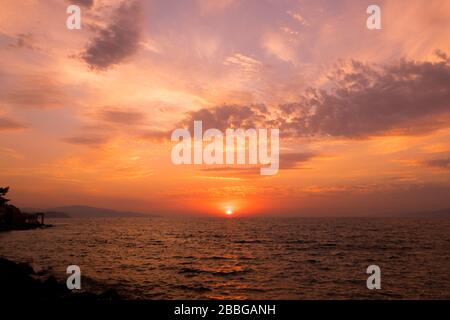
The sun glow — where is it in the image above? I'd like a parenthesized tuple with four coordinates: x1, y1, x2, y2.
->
(226, 209, 233, 215)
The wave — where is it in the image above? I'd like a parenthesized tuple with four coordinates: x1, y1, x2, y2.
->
(178, 267, 254, 277)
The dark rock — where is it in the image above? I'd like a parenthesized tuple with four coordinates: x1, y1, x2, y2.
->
(0, 257, 121, 301)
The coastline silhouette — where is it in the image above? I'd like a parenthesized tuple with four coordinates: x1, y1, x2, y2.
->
(0, 187, 50, 232)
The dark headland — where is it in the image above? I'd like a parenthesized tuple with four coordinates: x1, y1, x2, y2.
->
(0, 186, 52, 232)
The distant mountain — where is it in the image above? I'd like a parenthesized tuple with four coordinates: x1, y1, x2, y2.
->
(43, 211, 71, 218)
(22, 205, 153, 218)
(21, 208, 70, 218)
(403, 208, 450, 218)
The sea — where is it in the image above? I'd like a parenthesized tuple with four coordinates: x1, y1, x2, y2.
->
(1, 217, 449, 299)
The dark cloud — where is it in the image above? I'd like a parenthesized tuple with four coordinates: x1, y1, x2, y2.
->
(65, 107, 165, 147)
(278, 55, 450, 138)
(139, 129, 170, 142)
(63, 134, 109, 146)
(178, 54, 450, 139)
(80, 1, 142, 70)
(68, 0, 94, 8)
(0, 117, 27, 131)
(181, 104, 271, 131)
(435, 49, 450, 62)
(98, 107, 146, 125)
(0, 75, 66, 109)
(8, 33, 37, 50)
(280, 152, 317, 169)
(423, 158, 450, 170)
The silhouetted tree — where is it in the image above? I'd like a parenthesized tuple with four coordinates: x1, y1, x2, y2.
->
(0, 186, 10, 206)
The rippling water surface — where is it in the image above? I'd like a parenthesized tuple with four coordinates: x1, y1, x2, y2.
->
(1, 217, 449, 299)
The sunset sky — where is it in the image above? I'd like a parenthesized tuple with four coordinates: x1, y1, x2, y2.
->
(1, 0, 449, 216)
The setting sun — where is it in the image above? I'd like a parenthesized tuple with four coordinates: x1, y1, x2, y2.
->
(226, 209, 233, 215)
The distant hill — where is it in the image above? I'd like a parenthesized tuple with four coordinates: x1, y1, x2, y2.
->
(43, 211, 71, 218)
(21, 208, 71, 218)
(22, 205, 152, 218)
(403, 208, 450, 218)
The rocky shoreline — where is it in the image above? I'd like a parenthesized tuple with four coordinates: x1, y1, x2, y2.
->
(0, 257, 121, 301)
